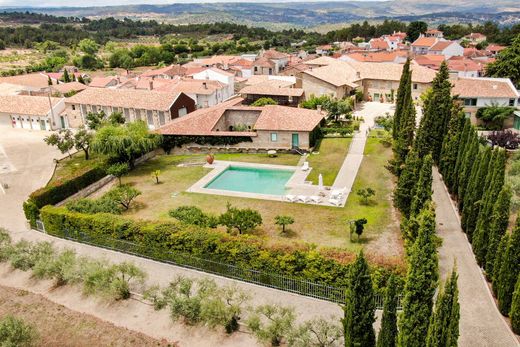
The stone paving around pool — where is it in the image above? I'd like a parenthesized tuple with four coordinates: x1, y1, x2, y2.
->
(186, 160, 348, 207)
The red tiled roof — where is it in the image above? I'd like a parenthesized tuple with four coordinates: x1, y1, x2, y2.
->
(430, 40, 454, 51)
(254, 106, 324, 131)
(369, 39, 389, 50)
(253, 57, 275, 68)
(140, 64, 187, 78)
(0, 95, 62, 116)
(240, 81, 304, 97)
(412, 37, 437, 47)
(452, 77, 519, 98)
(262, 49, 288, 60)
(89, 76, 118, 88)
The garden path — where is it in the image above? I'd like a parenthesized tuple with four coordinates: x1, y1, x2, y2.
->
(433, 167, 520, 346)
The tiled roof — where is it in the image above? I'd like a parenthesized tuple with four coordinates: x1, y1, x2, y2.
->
(303, 56, 339, 66)
(65, 87, 182, 111)
(197, 55, 241, 66)
(0, 73, 50, 89)
(345, 51, 407, 63)
(140, 64, 186, 78)
(411, 37, 438, 47)
(0, 95, 62, 116)
(430, 40, 454, 51)
(240, 81, 304, 97)
(465, 33, 486, 39)
(51, 81, 87, 94)
(452, 77, 519, 98)
(447, 59, 483, 72)
(487, 45, 506, 52)
(253, 57, 275, 68)
(156, 98, 323, 135)
(89, 77, 118, 88)
(303, 62, 359, 87)
(262, 49, 288, 59)
(254, 106, 324, 131)
(244, 75, 295, 86)
(160, 79, 226, 95)
(369, 39, 389, 50)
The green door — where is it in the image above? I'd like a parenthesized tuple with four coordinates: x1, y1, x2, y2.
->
(514, 113, 520, 130)
(292, 133, 299, 148)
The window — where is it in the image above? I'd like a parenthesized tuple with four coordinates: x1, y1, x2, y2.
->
(80, 105, 87, 116)
(413, 83, 418, 90)
(123, 108, 131, 122)
(135, 109, 141, 121)
(91, 105, 98, 113)
(147, 110, 154, 128)
(71, 105, 76, 110)
(158, 111, 165, 125)
(510, 99, 516, 106)
(271, 133, 278, 142)
(463, 98, 477, 106)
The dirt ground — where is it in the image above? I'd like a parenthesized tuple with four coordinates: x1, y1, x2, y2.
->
(0, 284, 168, 347)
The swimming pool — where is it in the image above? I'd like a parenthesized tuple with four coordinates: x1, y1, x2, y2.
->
(204, 165, 295, 195)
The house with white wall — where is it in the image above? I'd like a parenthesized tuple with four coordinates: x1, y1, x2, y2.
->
(0, 95, 66, 130)
(428, 40, 464, 59)
(192, 68, 235, 101)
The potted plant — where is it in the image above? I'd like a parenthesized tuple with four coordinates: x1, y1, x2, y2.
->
(206, 153, 215, 164)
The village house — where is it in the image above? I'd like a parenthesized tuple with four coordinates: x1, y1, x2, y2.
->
(301, 60, 436, 102)
(316, 45, 334, 56)
(49, 81, 88, 97)
(367, 38, 390, 52)
(340, 51, 408, 64)
(156, 98, 324, 151)
(0, 94, 65, 130)
(451, 77, 519, 127)
(0, 73, 55, 96)
(424, 29, 444, 38)
(64, 87, 195, 129)
(411, 36, 439, 55)
(428, 40, 464, 59)
(239, 79, 304, 107)
(486, 44, 506, 57)
(463, 33, 487, 45)
(191, 67, 235, 101)
(88, 76, 120, 88)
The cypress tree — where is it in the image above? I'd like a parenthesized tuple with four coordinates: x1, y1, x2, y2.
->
(456, 131, 478, 210)
(394, 149, 421, 217)
(47, 75, 53, 86)
(473, 149, 506, 265)
(398, 203, 438, 347)
(484, 186, 512, 278)
(450, 119, 471, 193)
(409, 154, 433, 218)
(460, 146, 492, 239)
(511, 274, 520, 334)
(62, 69, 70, 83)
(393, 59, 411, 140)
(377, 275, 398, 347)
(439, 105, 465, 185)
(413, 62, 452, 162)
(343, 251, 376, 347)
(497, 220, 520, 316)
(492, 234, 510, 296)
(426, 268, 460, 347)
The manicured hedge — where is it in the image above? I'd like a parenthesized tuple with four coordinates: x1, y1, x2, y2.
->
(40, 205, 402, 290)
(23, 165, 107, 226)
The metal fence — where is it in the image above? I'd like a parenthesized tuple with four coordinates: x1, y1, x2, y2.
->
(36, 220, 400, 308)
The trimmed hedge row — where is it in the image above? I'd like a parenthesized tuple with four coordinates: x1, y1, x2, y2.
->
(23, 165, 107, 226)
(40, 205, 401, 290)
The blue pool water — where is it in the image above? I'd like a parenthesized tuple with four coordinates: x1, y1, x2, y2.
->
(205, 166, 294, 195)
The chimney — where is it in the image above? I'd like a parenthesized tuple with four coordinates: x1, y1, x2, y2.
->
(203, 82, 207, 89)
(356, 71, 361, 79)
(149, 80, 153, 90)
(317, 105, 322, 112)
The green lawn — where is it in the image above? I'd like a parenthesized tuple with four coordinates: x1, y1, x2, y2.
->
(48, 151, 106, 186)
(120, 137, 398, 255)
(306, 137, 352, 186)
(215, 152, 300, 166)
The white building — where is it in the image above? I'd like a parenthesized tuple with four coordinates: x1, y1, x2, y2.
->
(0, 95, 66, 130)
(192, 68, 235, 101)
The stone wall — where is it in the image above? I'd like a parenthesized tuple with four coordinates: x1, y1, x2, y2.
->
(302, 74, 348, 99)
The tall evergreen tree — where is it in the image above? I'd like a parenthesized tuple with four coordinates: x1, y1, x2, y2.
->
(377, 275, 398, 347)
(460, 146, 492, 239)
(497, 220, 520, 316)
(473, 149, 506, 264)
(492, 234, 510, 296)
(398, 204, 438, 347)
(343, 251, 376, 347)
(511, 274, 520, 334)
(450, 119, 471, 193)
(413, 62, 452, 162)
(439, 105, 465, 186)
(62, 69, 71, 83)
(426, 268, 460, 347)
(394, 149, 421, 217)
(409, 154, 433, 218)
(456, 131, 478, 210)
(393, 59, 411, 140)
(484, 186, 512, 278)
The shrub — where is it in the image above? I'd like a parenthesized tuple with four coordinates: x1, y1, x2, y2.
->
(0, 228, 11, 262)
(219, 203, 262, 234)
(66, 197, 122, 214)
(8, 241, 53, 271)
(106, 163, 129, 186)
(169, 206, 217, 228)
(288, 317, 344, 347)
(251, 97, 277, 106)
(246, 304, 296, 346)
(109, 262, 146, 300)
(357, 188, 376, 205)
(164, 276, 205, 325)
(274, 215, 294, 233)
(0, 315, 38, 347)
(79, 258, 114, 296)
(32, 249, 79, 286)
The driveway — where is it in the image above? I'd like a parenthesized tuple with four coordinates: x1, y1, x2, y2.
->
(433, 168, 520, 346)
(0, 127, 62, 232)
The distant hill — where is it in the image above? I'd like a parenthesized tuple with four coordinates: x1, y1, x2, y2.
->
(2, 0, 520, 28)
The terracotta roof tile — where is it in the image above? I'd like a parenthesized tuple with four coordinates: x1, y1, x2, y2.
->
(452, 77, 519, 98)
(411, 37, 438, 47)
(240, 81, 304, 97)
(254, 106, 324, 131)
(89, 77, 118, 88)
(430, 40, 454, 51)
(0, 95, 62, 116)
(0, 73, 50, 89)
(51, 81, 87, 94)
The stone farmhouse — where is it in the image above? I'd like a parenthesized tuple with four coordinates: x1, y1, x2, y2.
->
(156, 98, 324, 151)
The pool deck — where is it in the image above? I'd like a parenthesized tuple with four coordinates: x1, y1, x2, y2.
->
(186, 160, 347, 207)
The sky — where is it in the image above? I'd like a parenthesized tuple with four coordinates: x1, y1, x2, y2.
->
(1, 0, 381, 9)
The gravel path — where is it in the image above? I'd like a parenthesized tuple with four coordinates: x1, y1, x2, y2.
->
(433, 167, 520, 347)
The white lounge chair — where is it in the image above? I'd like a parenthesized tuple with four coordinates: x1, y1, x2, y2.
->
(330, 187, 347, 198)
(329, 197, 342, 206)
(301, 162, 310, 171)
(310, 196, 322, 203)
(286, 194, 297, 202)
(297, 195, 310, 203)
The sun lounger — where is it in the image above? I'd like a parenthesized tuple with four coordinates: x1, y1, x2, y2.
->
(329, 197, 342, 206)
(286, 195, 297, 202)
(301, 161, 310, 171)
(297, 195, 310, 203)
(310, 196, 322, 203)
(330, 187, 347, 198)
